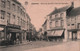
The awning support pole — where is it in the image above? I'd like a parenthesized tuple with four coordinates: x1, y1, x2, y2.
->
(4, 26, 6, 40)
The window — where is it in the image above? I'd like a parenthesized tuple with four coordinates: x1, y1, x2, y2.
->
(55, 20, 58, 27)
(17, 6, 22, 14)
(71, 17, 75, 21)
(72, 24, 74, 26)
(60, 13, 64, 17)
(52, 15, 55, 19)
(13, 15, 15, 19)
(67, 18, 70, 23)
(20, 9, 22, 15)
(21, 19, 22, 26)
(23, 12, 25, 17)
(7, 1, 10, 9)
(49, 16, 52, 20)
(12, 4, 16, 11)
(7, 13, 10, 24)
(0, 11, 1, 19)
(78, 23, 80, 29)
(18, 17, 20, 25)
(23, 21, 25, 27)
(55, 14, 58, 18)
(13, 15, 15, 24)
(68, 24, 70, 26)
(61, 20, 64, 26)
(50, 21, 52, 28)
(1, 0, 5, 8)
(17, 6, 19, 13)
(1, 11, 5, 19)
(22, 20, 24, 27)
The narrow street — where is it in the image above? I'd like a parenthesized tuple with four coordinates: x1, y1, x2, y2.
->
(0, 41, 80, 51)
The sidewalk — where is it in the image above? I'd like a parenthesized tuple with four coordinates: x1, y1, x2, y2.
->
(0, 41, 31, 49)
(25, 41, 80, 51)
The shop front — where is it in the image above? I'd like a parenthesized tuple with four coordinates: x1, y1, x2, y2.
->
(68, 29, 78, 41)
(6, 24, 22, 44)
(47, 29, 64, 41)
(0, 25, 6, 42)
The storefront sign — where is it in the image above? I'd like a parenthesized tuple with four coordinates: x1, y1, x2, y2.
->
(7, 24, 20, 29)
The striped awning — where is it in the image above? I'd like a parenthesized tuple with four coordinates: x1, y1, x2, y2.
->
(53, 30, 63, 36)
(47, 31, 55, 36)
(47, 30, 64, 36)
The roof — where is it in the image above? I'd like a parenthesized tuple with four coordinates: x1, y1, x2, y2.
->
(26, 13, 31, 21)
(42, 20, 47, 26)
(48, 6, 70, 16)
(12, 0, 21, 5)
(67, 7, 80, 17)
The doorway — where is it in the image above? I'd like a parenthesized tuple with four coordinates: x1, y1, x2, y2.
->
(72, 31, 77, 40)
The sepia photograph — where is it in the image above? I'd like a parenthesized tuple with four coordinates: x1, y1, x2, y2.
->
(0, 0, 80, 51)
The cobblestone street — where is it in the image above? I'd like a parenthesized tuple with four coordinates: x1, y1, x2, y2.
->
(0, 41, 80, 51)
(0, 41, 62, 51)
(26, 41, 80, 51)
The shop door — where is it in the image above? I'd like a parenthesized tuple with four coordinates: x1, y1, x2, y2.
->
(11, 32, 16, 41)
(72, 31, 77, 40)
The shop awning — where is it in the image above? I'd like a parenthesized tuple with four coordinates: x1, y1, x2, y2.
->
(47, 31, 55, 36)
(8, 28, 22, 33)
(47, 30, 64, 36)
(0, 27, 4, 31)
(53, 30, 63, 36)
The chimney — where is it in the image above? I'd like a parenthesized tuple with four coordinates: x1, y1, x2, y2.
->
(71, 2, 74, 8)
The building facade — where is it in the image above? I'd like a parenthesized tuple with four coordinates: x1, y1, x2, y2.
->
(42, 2, 74, 41)
(67, 7, 80, 40)
(0, 0, 31, 44)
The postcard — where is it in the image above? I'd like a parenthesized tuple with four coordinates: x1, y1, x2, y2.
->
(0, 0, 80, 51)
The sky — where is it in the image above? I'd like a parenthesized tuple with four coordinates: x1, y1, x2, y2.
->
(18, 0, 80, 31)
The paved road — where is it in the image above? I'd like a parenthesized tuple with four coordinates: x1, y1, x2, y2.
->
(26, 41, 80, 51)
(0, 41, 61, 51)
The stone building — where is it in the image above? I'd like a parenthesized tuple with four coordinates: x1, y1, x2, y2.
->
(42, 2, 74, 41)
(67, 7, 80, 40)
(0, 0, 31, 44)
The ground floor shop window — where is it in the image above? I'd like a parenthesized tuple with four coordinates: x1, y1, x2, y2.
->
(68, 32, 72, 39)
(0, 32, 5, 41)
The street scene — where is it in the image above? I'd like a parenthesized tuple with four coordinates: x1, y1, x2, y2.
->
(0, 0, 80, 51)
